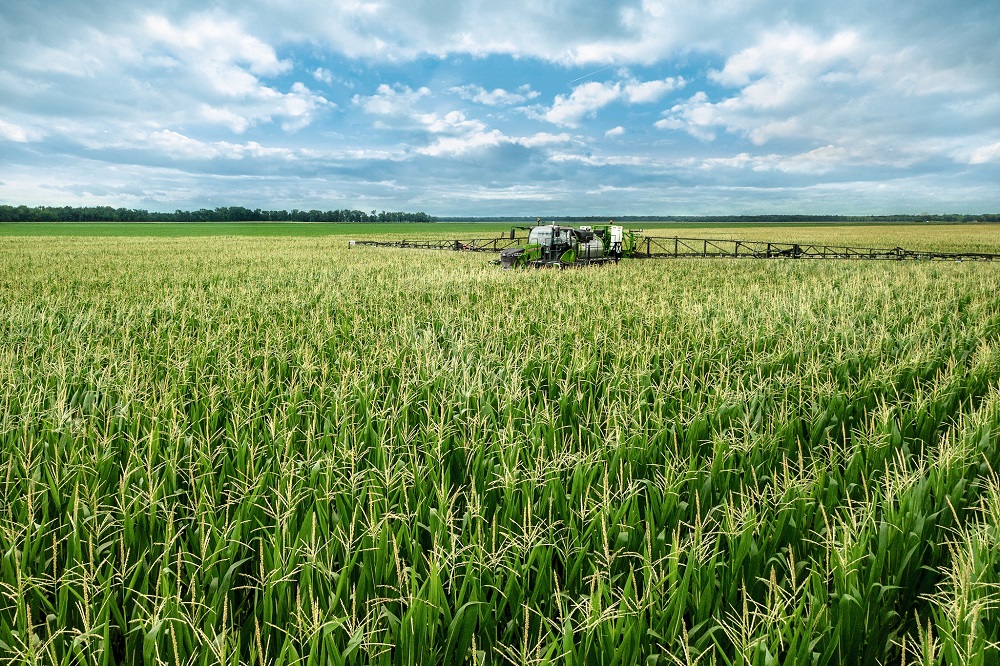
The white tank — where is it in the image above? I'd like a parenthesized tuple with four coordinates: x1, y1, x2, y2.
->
(578, 238, 605, 259)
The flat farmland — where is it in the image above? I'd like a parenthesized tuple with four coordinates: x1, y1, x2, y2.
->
(3, 221, 998, 250)
(1, 225, 999, 664)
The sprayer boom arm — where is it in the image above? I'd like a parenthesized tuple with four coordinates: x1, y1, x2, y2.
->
(349, 234, 1000, 262)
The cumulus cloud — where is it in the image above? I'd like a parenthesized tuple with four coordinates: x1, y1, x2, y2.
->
(280, 82, 333, 131)
(350, 86, 575, 158)
(144, 14, 290, 79)
(451, 84, 540, 106)
(656, 92, 718, 140)
(0, 9, 333, 150)
(416, 110, 571, 156)
(708, 28, 860, 90)
(191, 82, 331, 133)
(542, 81, 622, 127)
(139, 15, 332, 132)
(353, 84, 431, 117)
(692, 26, 868, 130)
(624, 77, 685, 103)
(542, 75, 684, 127)
(418, 110, 488, 135)
(654, 21, 1000, 176)
(417, 130, 508, 156)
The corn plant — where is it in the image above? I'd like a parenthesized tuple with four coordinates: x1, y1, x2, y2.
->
(1, 230, 999, 665)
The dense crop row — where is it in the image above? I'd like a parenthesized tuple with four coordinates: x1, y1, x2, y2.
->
(1, 232, 999, 664)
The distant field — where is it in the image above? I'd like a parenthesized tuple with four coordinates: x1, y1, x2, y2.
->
(3, 220, 998, 256)
(2, 219, 993, 239)
(2, 227, 999, 664)
(0, 221, 508, 237)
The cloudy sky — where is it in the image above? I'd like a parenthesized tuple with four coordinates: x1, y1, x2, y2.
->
(1, 1, 998, 216)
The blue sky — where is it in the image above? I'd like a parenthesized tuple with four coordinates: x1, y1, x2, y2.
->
(1, 1, 998, 216)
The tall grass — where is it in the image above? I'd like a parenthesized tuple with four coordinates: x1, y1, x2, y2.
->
(1, 234, 998, 664)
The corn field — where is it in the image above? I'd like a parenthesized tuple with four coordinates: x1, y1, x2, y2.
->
(1, 231, 999, 665)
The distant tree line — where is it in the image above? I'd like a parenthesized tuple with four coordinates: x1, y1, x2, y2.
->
(0, 205, 435, 223)
(4, 206, 998, 224)
(439, 214, 1000, 223)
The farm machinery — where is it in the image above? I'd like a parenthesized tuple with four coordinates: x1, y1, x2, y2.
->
(348, 222, 1000, 266)
(496, 223, 640, 268)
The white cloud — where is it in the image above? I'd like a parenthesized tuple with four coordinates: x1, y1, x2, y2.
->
(132, 14, 335, 133)
(656, 92, 717, 141)
(354, 90, 556, 156)
(343, 148, 401, 161)
(624, 77, 684, 103)
(0, 118, 40, 142)
(416, 109, 571, 156)
(419, 110, 488, 135)
(654, 23, 1000, 169)
(693, 142, 930, 175)
(967, 140, 1000, 165)
(437, 185, 561, 202)
(353, 84, 431, 116)
(280, 82, 332, 131)
(193, 82, 331, 133)
(147, 130, 233, 159)
(709, 28, 859, 88)
(542, 75, 684, 127)
(659, 27, 866, 142)
(144, 14, 289, 78)
(417, 130, 507, 156)
(451, 84, 540, 106)
(98, 129, 301, 161)
(698, 150, 836, 174)
(605, 126, 625, 138)
(199, 105, 254, 133)
(547, 152, 662, 167)
(586, 184, 641, 195)
(516, 132, 572, 148)
(543, 81, 623, 127)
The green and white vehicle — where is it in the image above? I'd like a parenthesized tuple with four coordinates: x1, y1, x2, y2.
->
(497, 223, 640, 268)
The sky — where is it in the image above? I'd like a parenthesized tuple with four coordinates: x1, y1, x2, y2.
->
(1, 1, 998, 216)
